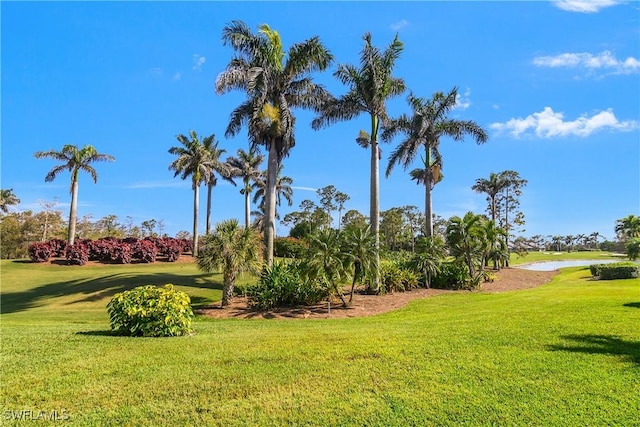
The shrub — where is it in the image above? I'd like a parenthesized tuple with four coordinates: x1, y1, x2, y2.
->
(247, 262, 325, 310)
(432, 261, 471, 290)
(626, 238, 640, 261)
(66, 242, 89, 266)
(88, 238, 118, 261)
(48, 239, 67, 257)
(28, 242, 51, 263)
(379, 260, 420, 294)
(112, 242, 133, 264)
(159, 238, 183, 262)
(274, 237, 308, 259)
(107, 284, 194, 337)
(591, 262, 640, 280)
(134, 240, 158, 263)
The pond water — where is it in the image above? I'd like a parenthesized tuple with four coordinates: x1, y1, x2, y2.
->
(516, 259, 624, 271)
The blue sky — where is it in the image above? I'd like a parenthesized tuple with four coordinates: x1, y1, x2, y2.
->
(2, 1, 639, 240)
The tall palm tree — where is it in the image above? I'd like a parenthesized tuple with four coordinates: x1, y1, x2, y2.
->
(196, 219, 263, 306)
(384, 89, 488, 237)
(227, 148, 264, 228)
(216, 20, 333, 266)
(472, 172, 507, 223)
(168, 131, 214, 256)
(202, 137, 235, 234)
(312, 33, 405, 292)
(0, 189, 20, 213)
(34, 144, 115, 245)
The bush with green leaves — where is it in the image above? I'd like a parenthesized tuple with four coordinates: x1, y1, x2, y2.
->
(107, 284, 194, 337)
(247, 262, 325, 310)
(625, 238, 640, 261)
(432, 261, 472, 290)
(379, 260, 420, 294)
(274, 237, 308, 259)
(590, 262, 639, 280)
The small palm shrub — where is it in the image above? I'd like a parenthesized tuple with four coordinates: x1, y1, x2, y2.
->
(66, 242, 89, 265)
(626, 238, 640, 261)
(432, 261, 471, 290)
(107, 284, 194, 337)
(380, 260, 420, 293)
(247, 262, 326, 310)
(28, 242, 51, 263)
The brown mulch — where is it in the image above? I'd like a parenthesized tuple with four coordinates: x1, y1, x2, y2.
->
(196, 268, 559, 320)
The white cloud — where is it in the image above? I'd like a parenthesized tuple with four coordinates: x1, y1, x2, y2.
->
(454, 88, 472, 110)
(551, 0, 622, 13)
(291, 186, 318, 192)
(192, 54, 206, 71)
(490, 107, 639, 138)
(390, 20, 409, 31)
(533, 50, 640, 75)
(173, 72, 182, 81)
(492, 104, 500, 110)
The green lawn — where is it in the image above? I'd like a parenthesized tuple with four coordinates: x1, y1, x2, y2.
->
(1, 256, 639, 426)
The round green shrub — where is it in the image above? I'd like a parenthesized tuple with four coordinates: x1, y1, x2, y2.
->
(107, 284, 194, 337)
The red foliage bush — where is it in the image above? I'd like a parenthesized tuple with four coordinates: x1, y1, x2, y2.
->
(66, 242, 89, 266)
(28, 242, 52, 263)
(134, 240, 157, 263)
(159, 238, 183, 262)
(48, 239, 67, 257)
(112, 242, 133, 264)
(88, 238, 118, 261)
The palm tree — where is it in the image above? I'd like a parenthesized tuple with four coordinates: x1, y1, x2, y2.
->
(384, 89, 488, 237)
(615, 215, 640, 240)
(0, 189, 20, 213)
(481, 220, 508, 270)
(216, 20, 333, 266)
(196, 219, 263, 306)
(472, 172, 507, 223)
(446, 212, 485, 277)
(252, 165, 294, 213)
(202, 137, 235, 234)
(413, 235, 446, 288)
(168, 131, 214, 256)
(312, 32, 405, 292)
(302, 228, 349, 307)
(227, 148, 264, 228)
(342, 225, 377, 302)
(34, 144, 115, 245)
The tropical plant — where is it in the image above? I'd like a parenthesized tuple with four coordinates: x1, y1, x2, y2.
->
(342, 225, 377, 301)
(446, 212, 486, 277)
(34, 144, 115, 245)
(312, 32, 406, 292)
(196, 219, 263, 306)
(615, 215, 640, 240)
(301, 228, 350, 307)
(227, 148, 264, 228)
(625, 238, 640, 261)
(413, 235, 447, 288)
(202, 136, 236, 234)
(0, 189, 20, 213)
(168, 130, 215, 256)
(252, 165, 294, 212)
(216, 20, 333, 266)
(107, 284, 194, 337)
(384, 89, 488, 237)
(480, 220, 508, 270)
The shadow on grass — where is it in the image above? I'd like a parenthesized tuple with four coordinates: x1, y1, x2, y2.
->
(1, 271, 222, 314)
(549, 334, 640, 365)
(76, 330, 120, 337)
(623, 302, 640, 309)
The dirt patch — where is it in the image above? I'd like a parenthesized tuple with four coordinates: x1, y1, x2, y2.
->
(196, 268, 558, 320)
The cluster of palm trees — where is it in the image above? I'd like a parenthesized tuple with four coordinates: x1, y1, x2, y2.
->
(0, 189, 20, 213)
(214, 21, 489, 292)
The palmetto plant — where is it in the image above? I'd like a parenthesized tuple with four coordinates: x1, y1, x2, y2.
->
(227, 148, 264, 228)
(342, 225, 377, 302)
(0, 189, 20, 213)
(312, 33, 405, 292)
(216, 20, 333, 266)
(34, 144, 115, 245)
(168, 131, 214, 256)
(384, 89, 488, 237)
(196, 219, 263, 306)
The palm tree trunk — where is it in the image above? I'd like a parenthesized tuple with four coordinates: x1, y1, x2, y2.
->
(425, 179, 433, 238)
(205, 182, 213, 235)
(68, 175, 79, 246)
(369, 117, 381, 293)
(192, 183, 199, 257)
(222, 266, 236, 306)
(265, 142, 278, 266)
(244, 185, 251, 229)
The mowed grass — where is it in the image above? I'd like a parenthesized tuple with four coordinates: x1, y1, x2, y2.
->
(1, 256, 639, 426)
